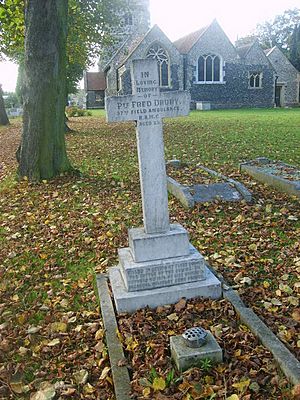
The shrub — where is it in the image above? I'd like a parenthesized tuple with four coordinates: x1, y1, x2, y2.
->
(65, 106, 90, 117)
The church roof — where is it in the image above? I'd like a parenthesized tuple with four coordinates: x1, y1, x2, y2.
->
(173, 26, 208, 54)
(236, 43, 254, 59)
(84, 72, 106, 91)
(264, 47, 276, 56)
(118, 33, 148, 66)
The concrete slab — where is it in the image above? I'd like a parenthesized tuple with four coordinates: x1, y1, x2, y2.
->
(109, 265, 222, 313)
(193, 183, 241, 202)
(240, 158, 300, 198)
(170, 332, 223, 371)
(128, 223, 189, 263)
(119, 244, 206, 291)
(167, 176, 195, 208)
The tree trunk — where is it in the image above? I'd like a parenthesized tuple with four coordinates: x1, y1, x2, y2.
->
(18, 0, 72, 181)
(0, 85, 9, 126)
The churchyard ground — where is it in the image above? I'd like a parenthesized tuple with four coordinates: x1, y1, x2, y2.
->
(0, 108, 299, 399)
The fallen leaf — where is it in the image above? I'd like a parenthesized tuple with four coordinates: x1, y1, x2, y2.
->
(292, 309, 300, 322)
(167, 313, 179, 321)
(117, 358, 127, 367)
(99, 366, 110, 380)
(152, 377, 166, 391)
(232, 378, 250, 392)
(47, 338, 60, 347)
(175, 298, 186, 312)
(73, 370, 88, 385)
(28, 326, 42, 334)
(142, 387, 151, 397)
(227, 395, 239, 400)
(50, 322, 67, 333)
(31, 382, 56, 400)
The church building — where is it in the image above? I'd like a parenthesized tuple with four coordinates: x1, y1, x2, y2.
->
(84, 0, 300, 109)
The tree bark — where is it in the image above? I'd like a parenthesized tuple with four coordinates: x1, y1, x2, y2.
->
(0, 85, 9, 126)
(18, 0, 72, 181)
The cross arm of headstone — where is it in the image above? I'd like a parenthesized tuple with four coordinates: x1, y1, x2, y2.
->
(106, 90, 190, 123)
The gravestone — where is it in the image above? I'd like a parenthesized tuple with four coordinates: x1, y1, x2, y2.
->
(240, 157, 300, 198)
(105, 59, 221, 313)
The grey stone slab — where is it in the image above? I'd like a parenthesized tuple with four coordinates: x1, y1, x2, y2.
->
(96, 274, 131, 400)
(240, 158, 300, 198)
(227, 179, 253, 203)
(119, 244, 206, 292)
(193, 183, 242, 203)
(109, 265, 222, 313)
(128, 223, 190, 262)
(223, 289, 246, 308)
(170, 332, 223, 371)
(167, 176, 195, 208)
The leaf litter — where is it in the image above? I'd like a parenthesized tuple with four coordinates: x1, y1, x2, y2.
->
(0, 111, 299, 399)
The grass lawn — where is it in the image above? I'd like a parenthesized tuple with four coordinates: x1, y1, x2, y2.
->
(0, 108, 299, 399)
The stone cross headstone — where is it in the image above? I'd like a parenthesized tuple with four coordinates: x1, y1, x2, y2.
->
(105, 59, 221, 313)
(106, 58, 190, 234)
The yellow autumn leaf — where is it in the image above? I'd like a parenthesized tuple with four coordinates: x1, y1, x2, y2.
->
(167, 313, 179, 321)
(152, 377, 166, 391)
(227, 395, 239, 400)
(99, 366, 110, 380)
(51, 322, 67, 333)
(116, 328, 123, 343)
(95, 329, 104, 340)
(47, 338, 60, 347)
(83, 383, 95, 394)
(142, 387, 151, 397)
(248, 243, 257, 251)
(125, 336, 139, 351)
(232, 378, 250, 392)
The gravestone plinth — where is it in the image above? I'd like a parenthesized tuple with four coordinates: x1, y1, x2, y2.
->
(128, 223, 189, 262)
(104, 59, 221, 313)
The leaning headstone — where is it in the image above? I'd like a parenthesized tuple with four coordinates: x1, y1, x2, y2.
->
(104, 59, 221, 313)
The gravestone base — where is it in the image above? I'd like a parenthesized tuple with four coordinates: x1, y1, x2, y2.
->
(109, 265, 221, 313)
(129, 223, 189, 262)
(170, 332, 223, 372)
(119, 244, 206, 292)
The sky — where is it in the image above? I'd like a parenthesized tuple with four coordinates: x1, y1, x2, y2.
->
(0, 0, 299, 92)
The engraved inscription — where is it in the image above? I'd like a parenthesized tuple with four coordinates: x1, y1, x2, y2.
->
(125, 259, 206, 292)
(106, 59, 190, 125)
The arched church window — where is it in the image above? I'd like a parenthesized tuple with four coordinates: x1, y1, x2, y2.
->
(249, 72, 262, 88)
(146, 44, 170, 87)
(197, 54, 221, 82)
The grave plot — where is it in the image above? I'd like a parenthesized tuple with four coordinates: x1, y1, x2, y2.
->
(116, 297, 293, 399)
(167, 161, 252, 208)
(240, 157, 300, 198)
